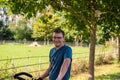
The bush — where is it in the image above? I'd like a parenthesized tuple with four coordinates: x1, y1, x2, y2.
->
(95, 54, 115, 65)
(0, 60, 13, 79)
(72, 59, 88, 74)
(103, 54, 114, 64)
(0, 27, 13, 40)
(95, 54, 104, 65)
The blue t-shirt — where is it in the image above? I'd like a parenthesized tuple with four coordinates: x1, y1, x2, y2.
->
(49, 45, 72, 80)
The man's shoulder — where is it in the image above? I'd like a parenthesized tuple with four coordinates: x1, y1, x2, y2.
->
(50, 47, 55, 52)
(64, 45, 72, 49)
(63, 45, 72, 52)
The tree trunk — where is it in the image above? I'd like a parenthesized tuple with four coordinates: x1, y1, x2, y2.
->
(44, 37, 47, 45)
(88, 23, 96, 80)
(74, 36, 79, 46)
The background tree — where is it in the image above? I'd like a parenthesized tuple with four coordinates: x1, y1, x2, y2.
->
(99, 0, 120, 62)
(32, 5, 62, 44)
(63, 12, 90, 46)
(0, 20, 13, 40)
(0, 7, 13, 40)
(12, 19, 32, 41)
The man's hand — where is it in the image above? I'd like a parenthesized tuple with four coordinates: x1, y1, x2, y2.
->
(38, 77, 43, 80)
(56, 78, 62, 80)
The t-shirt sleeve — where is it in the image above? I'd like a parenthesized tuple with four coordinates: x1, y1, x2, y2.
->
(49, 49, 53, 62)
(64, 47, 72, 60)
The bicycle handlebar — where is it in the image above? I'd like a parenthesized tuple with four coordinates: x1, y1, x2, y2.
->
(14, 72, 43, 80)
(14, 72, 33, 80)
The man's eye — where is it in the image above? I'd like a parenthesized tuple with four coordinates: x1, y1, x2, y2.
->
(53, 37, 62, 39)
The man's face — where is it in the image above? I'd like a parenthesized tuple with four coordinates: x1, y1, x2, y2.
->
(52, 32, 64, 48)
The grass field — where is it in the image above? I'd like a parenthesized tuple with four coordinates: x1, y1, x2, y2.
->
(71, 61, 120, 80)
(0, 42, 119, 80)
(0, 43, 90, 59)
(0, 43, 89, 69)
(0, 42, 114, 59)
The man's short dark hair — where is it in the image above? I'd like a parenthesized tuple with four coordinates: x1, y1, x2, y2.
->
(53, 27, 65, 37)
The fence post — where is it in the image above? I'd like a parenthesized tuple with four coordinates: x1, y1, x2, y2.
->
(38, 56, 41, 76)
(12, 57, 14, 67)
(25, 56, 29, 80)
(12, 57, 15, 79)
(26, 56, 29, 72)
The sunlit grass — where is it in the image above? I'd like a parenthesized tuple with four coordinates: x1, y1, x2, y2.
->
(70, 60, 120, 80)
(0, 43, 52, 59)
(0, 43, 90, 59)
(0, 42, 118, 80)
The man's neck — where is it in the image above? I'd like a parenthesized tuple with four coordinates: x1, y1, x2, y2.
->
(56, 44, 64, 50)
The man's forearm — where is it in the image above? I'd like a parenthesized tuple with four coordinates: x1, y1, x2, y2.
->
(40, 69, 49, 79)
(40, 63, 52, 79)
(57, 58, 71, 80)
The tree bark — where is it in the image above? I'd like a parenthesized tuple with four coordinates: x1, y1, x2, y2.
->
(88, 23, 96, 80)
(74, 36, 79, 46)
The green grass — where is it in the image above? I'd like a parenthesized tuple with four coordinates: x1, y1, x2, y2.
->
(0, 43, 90, 67)
(0, 43, 89, 72)
(0, 43, 115, 68)
(0, 43, 52, 59)
(0, 43, 90, 59)
(95, 62, 120, 80)
(0, 42, 118, 80)
(71, 60, 120, 80)
(0, 43, 114, 59)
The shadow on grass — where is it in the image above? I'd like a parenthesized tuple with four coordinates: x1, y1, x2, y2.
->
(95, 72, 120, 80)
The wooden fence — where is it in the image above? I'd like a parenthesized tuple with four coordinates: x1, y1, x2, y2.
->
(0, 53, 90, 80)
(0, 49, 118, 80)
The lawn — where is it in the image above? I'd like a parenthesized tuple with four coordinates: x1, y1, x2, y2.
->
(0, 42, 118, 80)
(0, 43, 89, 59)
(71, 61, 120, 80)
(0, 43, 89, 69)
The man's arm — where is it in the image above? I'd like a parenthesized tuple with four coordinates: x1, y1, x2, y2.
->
(57, 58, 71, 80)
(39, 63, 52, 79)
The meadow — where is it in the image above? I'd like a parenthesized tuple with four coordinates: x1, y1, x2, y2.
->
(0, 43, 90, 59)
(0, 42, 120, 80)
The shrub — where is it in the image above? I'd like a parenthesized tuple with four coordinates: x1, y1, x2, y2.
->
(103, 54, 114, 64)
(0, 60, 13, 79)
(95, 54, 104, 65)
(72, 59, 88, 74)
(95, 54, 115, 65)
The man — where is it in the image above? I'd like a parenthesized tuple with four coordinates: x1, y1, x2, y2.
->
(38, 27, 72, 80)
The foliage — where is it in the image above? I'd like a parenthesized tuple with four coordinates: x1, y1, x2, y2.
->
(3, 0, 120, 43)
(0, 60, 13, 79)
(62, 12, 90, 45)
(0, 20, 4, 28)
(12, 19, 32, 40)
(4, 0, 48, 18)
(32, 5, 64, 43)
(0, 27, 13, 40)
(103, 54, 115, 64)
(72, 59, 88, 74)
(100, 0, 120, 62)
(95, 54, 115, 65)
(95, 54, 104, 65)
